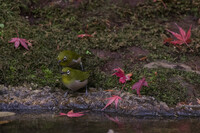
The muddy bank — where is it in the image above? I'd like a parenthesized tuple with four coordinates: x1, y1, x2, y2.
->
(0, 85, 200, 117)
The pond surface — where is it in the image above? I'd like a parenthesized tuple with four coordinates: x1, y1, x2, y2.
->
(0, 111, 200, 133)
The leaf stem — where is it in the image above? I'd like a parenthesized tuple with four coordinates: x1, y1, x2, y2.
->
(185, 41, 193, 51)
(16, 30, 19, 38)
(160, 0, 167, 8)
(119, 82, 126, 94)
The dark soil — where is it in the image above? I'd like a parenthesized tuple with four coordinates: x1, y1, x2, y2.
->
(91, 46, 149, 73)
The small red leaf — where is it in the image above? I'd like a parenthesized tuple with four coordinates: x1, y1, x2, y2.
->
(139, 56, 147, 61)
(112, 68, 125, 78)
(112, 68, 132, 84)
(66, 110, 85, 117)
(59, 112, 68, 116)
(102, 95, 122, 110)
(132, 77, 148, 96)
(59, 110, 85, 118)
(9, 37, 30, 50)
(166, 24, 192, 45)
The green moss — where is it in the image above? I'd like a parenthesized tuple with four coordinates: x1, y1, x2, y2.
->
(0, 0, 200, 105)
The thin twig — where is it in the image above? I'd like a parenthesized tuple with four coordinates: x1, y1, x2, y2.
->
(16, 30, 19, 38)
(160, 0, 167, 8)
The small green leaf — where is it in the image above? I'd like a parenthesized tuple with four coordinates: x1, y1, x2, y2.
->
(86, 50, 91, 55)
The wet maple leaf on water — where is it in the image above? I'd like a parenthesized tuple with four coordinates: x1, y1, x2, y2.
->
(112, 68, 132, 84)
(132, 77, 148, 96)
(102, 95, 122, 110)
(9, 37, 31, 50)
(166, 23, 192, 45)
(59, 110, 85, 117)
(77, 34, 92, 38)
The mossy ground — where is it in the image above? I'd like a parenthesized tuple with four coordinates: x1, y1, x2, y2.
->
(1, 0, 200, 106)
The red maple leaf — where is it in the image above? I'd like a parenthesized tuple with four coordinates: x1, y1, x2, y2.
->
(77, 34, 92, 38)
(132, 77, 148, 96)
(166, 23, 192, 45)
(9, 37, 31, 50)
(112, 68, 132, 84)
(59, 110, 85, 117)
(102, 95, 122, 110)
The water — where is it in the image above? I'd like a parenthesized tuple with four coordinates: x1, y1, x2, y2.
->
(0, 112, 200, 133)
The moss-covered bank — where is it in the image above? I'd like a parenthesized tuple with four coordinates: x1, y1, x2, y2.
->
(1, 0, 200, 105)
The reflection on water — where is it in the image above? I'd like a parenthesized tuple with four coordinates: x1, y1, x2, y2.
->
(0, 112, 200, 133)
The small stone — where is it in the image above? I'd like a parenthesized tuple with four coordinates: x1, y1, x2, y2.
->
(33, 90, 42, 93)
(107, 129, 115, 133)
(144, 61, 200, 75)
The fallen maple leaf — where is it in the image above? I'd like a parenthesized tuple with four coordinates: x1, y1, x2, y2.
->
(132, 77, 148, 96)
(59, 112, 68, 116)
(102, 95, 122, 110)
(112, 68, 132, 84)
(9, 37, 31, 50)
(166, 23, 192, 45)
(139, 56, 147, 61)
(77, 34, 92, 38)
(59, 110, 85, 117)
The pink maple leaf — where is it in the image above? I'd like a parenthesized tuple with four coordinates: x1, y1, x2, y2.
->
(77, 34, 92, 38)
(132, 77, 148, 96)
(102, 95, 122, 110)
(59, 110, 85, 117)
(9, 37, 31, 50)
(166, 23, 192, 45)
(112, 68, 132, 84)
(59, 112, 68, 116)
